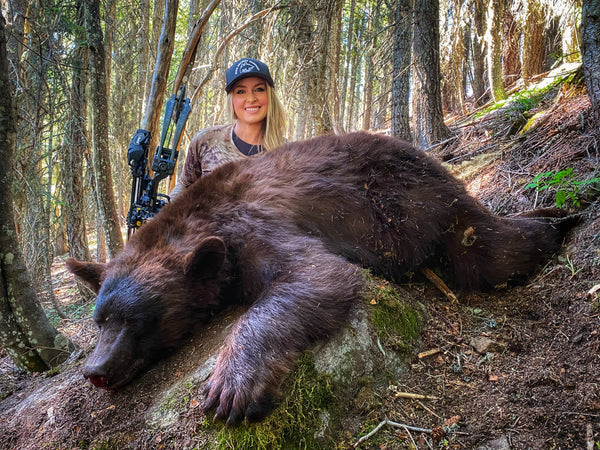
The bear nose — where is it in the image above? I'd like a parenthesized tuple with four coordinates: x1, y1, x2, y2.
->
(83, 365, 110, 389)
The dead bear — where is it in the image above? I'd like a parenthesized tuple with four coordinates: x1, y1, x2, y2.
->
(67, 131, 574, 425)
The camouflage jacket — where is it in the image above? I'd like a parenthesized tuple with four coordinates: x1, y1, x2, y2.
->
(172, 124, 247, 196)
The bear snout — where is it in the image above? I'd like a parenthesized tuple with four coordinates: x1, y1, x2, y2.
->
(82, 365, 110, 389)
(86, 374, 109, 389)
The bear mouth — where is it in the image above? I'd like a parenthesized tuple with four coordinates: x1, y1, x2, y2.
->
(87, 374, 110, 389)
(83, 357, 146, 390)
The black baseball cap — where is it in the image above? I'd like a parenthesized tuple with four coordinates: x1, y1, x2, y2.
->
(225, 58, 274, 93)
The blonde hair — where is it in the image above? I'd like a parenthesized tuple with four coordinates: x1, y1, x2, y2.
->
(226, 84, 287, 151)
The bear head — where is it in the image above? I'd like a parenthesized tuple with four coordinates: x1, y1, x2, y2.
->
(66, 236, 226, 389)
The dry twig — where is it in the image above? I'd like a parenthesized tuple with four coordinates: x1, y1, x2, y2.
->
(394, 391, 439, 400)
(421, 268, 458, 303)
(418, 348, 442, 359)
(352, 420, 432, 448)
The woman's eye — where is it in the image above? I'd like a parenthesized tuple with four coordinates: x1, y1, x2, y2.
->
(235, 89, 245, 95)
(256, 87, 265, 92)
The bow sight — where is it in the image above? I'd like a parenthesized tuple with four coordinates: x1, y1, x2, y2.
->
(126, 86, 191, 238)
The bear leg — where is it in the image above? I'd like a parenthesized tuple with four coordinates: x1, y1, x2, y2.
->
(203, 247, 363, 425)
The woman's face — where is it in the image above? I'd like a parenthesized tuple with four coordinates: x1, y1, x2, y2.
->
(231, 77, 269, 126)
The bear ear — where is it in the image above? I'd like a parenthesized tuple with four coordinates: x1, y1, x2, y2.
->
(65, 258, 106, 293)
(183, 236, 226, 278)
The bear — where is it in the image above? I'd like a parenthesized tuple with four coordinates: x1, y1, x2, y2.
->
(66, 131, 574, 426)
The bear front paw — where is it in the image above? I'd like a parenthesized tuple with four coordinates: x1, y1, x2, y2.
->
(203, 363, 277, 426)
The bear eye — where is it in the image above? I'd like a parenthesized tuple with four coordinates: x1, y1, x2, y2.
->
(94, 314, 112, 328)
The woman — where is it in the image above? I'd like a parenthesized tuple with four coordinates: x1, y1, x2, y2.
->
(171, 58, 287, 195)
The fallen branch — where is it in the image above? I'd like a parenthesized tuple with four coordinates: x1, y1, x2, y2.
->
(586, 283, 600, 300)
(421, 268, 458, 303)
(418, 348, 442, 359)
(353, 416, 468, 447)
(394, 391, 439, 401)
(353, 420, 432, 448)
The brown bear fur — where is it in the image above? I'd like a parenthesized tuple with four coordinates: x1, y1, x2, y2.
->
(67, 132, 574, 425)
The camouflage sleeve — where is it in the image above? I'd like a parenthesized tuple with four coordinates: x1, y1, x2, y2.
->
(180, 133, 206, 188)
(171, 125, 238, 197)
(171, 133, 206, 197)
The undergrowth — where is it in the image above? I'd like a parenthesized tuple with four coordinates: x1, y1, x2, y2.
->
(525, 167, 600, 208)
(209, 352, 336, 450)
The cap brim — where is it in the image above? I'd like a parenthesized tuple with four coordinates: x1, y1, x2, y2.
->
(226, 73, 274, 93)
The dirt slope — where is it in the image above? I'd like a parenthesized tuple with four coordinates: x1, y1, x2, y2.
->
(0, 73, 599, 449)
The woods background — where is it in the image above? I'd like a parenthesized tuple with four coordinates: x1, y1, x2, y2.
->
(0, 0, 594, 370)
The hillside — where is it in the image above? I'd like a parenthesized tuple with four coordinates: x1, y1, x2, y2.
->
(0, 65, 599, 449)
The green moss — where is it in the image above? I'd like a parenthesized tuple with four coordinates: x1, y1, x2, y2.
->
(365, 275, 422, 356)
(159, 381, 195, 413)
(210, 353, 337, 449)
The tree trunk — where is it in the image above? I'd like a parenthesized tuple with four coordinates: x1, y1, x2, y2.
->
(522, 0, 545, 86)
(42, 88, 66, 319)
(563, 0, 582, 63)
(544, 16, 561, 69)
(328, 0, 343, 134)
(63, 0, 94, 301)
(471, 0, 488, 105)
(84, 0, 124, 258)
(441, 0, 465, 115)
(582, 0, 600, 121)
(309, 0, 335, 135)
(141, 0, 179, 152)
(138, 0, 150, 119)
(362, 54, 373, 130)
(0, 11, 75, 371)
(290, 0, 334, 136)
(246, 0, 266, 58)
(412, 0, 452, 148)
(486, 0, 507, 101)
(362, 3, 378, 131)
(105, 0, 115, 98)
(339, 0, 356, 133)
(502, 2, 521, 88)
(391, 0, 412, 141)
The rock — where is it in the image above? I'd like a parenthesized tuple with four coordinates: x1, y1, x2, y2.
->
(470, 336, 506, 354)
(477, 434, 511, 450)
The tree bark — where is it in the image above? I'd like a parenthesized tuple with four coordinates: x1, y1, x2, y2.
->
(486, 0, 507, 101)
(441, 0, 465, 115)
(141, 0, 179, 152)
(309, 0, 335, 135)
(83, 0, 124, 258)
(522, 0, 545, 86)
(339, 0, 356, 134)
(471, 0, 488, 105)
(63, 0, 94, 301)
(582, 0, 600, 121)
(289, 0, 335, 136)
(412, 0, 452, 148)
(328, 0, 344, 134)
(391, 0, 412, 141)
(246, 0, 266, 58)
(563, 0, 582, 63)
(0, 11, 75, 371)
(362, 3, 379, 130)
(502, 2, 521, 88)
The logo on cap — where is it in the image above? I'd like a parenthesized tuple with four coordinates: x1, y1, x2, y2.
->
(235, 59, 261, 75)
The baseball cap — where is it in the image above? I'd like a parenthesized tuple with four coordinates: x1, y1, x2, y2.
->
(225, 58, 274, 93)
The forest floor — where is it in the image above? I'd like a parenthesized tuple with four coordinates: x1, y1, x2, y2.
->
(1, 65, 599, 449)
